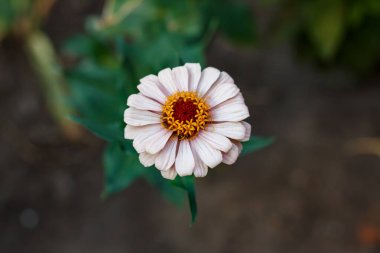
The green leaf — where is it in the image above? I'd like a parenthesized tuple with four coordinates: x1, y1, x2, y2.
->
(66, 61, 128, 124)
(68, 81, 124, 124)
(0, 0, 31, 40)
(62, 35, 97, 57)
(172, 176, 197, 224)
(102, 141, 145, 197)
(217, 1, 256, 45)
(70, 116, 123, 142)
(143, 169, 185, 206)
(178, 43, 205, 65)
(241, 136, 274, 155)
(308, 0, 344, 60)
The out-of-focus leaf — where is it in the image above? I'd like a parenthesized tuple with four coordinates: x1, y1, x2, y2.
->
(66, 60, 129, 124)
(0, 0, 31, 39)
(308, 0, 344, 60)
(104, 141, 186, 205)
(339, 16, 380, 74)
(62, 35, 98, 57)
(70, 116, 123, 142)
(68, 80, 124, 124)
(219, 3, 256, 45)
(102, 141, 145, 197)
(143, 169, 185, 206)
(138, 34, 182, 71)
(66, 60, 126, 95)
(241, 136, 274, 155)
(172, 176, 197, 224)
(178, 43, 205, 65)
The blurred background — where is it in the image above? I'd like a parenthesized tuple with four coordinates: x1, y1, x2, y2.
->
(1, 0, 380, 252)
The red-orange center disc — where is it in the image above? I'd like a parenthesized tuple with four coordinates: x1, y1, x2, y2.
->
(172, 99, 198, 122)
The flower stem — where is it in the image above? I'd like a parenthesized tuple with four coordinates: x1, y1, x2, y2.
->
(24, 30, 82, 140)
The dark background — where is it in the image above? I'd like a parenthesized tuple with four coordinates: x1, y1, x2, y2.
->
(1, 0, 380, 252)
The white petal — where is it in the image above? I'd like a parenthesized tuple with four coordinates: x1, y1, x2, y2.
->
(218, 71, 234, 84)
(197, 67, 220, 97)
(124, 124, 161, 139)
(139, 152, 157, 167)
(198, 130, 232, 152)
(132, 124, 163, 153)
(206, 82, 240, 108)
(211, 93, 249, 122)
(204, 71, 234, 96)
(172, 66, 189, 91)
(175, 140, 195, 176)
(241, 121, 251, 141)
(124, 108, 161, 126)
(138, 74, 167, 104)
(190, 137, 222, 168)
(127, 93, 162, 111)
(193, 151, 208, 177)
(222, 142, 242, 165)
(158, 68, 177, 95)
(145, 128, 173, 154)
(207, 122, 246, 140)
(161, 166, 177, 180)
(185, 63, 201, 91)
(155, 137, 178, 171)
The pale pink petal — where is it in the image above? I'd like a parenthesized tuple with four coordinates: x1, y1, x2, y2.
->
(185, 63, 201, 91)
(206, 122, 246, 140)
(205, 82, 240, 108)
(124, 124, 161, 139)
(211, 93, 249, 122)
(222, 142, 242, 165)
(241, 121, 251, 142)
(193, 151, 208, 177)
(198, 130, 232, 152)
(124, 108, 161, 126)
(175, 140, 195, 176)
(138, 74, 167, 103)
(127, 93, 162, 111)
(155, 137, 178, 171)
(204, 71, 234, 102)
(139, 152, 157, 167)
(158, 68, 177, 94)
(172, 66, 189, 91)
(197, 67, 220, 97)
(161, 166, 177, 180)
(218, 71, 234, 84)
(145, 128, 173, 154)
(132, 124, 163, 153)
(190, 137, 222, 168)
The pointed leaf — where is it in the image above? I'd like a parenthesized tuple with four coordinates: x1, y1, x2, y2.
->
(241, 136, 274, 155)
(70, 116, 124, 142)
(143, 170, 185, 206)
(102, 141, 145, 197)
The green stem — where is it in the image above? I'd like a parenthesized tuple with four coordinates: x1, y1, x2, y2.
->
(25, 30, 81, 140)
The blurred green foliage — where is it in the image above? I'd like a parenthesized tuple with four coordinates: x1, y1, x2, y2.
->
(0, 0, 30, 39)
(63, 0, 268, 222)
(273, 0, 380, 74)
(0, 0, 81, 139)
(0, 0, 54, 40)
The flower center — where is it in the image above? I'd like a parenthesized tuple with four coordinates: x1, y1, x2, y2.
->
(172, 99, 198, 122)
(162, 91, 209, 140)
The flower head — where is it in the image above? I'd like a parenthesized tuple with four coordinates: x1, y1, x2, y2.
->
(124, 63, 251, 179)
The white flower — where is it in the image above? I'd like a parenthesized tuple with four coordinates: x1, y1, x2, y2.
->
(124, 63, 251, 179)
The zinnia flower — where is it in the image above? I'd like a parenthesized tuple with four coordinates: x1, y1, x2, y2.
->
(124, 63, 251, 179)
